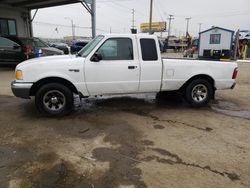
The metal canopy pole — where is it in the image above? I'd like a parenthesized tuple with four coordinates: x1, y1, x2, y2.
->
(91, 0, 96, 38)
(81, 0, 96, 38)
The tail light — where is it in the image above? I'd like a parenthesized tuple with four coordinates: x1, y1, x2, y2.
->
(232, 68, 238, 79)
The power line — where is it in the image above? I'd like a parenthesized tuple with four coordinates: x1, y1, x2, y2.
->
(33, 21, 110, 33)
(33, 21, 91, 29)
(154, 0, 164, 21)
(99, 0, 147, 18)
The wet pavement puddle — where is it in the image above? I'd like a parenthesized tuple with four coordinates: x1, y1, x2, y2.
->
(211, 99, 250, 119)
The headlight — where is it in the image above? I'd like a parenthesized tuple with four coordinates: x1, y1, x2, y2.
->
(15, 70, 23, 80)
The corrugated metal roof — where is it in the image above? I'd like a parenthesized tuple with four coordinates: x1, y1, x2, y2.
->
(0, 0, 82, 9)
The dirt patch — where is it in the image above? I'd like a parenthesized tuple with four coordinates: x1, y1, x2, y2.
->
(153, 124, 165, 129)
(91, 122, 147, 188)
(19, 160, 92, 188)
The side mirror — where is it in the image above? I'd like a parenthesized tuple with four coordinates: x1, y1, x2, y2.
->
(13, 44, 20, 49)
(91, 52, 103, 62)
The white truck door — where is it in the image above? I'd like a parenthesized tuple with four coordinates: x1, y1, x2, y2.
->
(84, 37, 140, 95)
(137, 36, 162, 92)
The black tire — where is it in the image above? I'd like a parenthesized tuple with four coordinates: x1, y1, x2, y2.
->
(35, 83, 73, 117)
(185, 79, 213, 107)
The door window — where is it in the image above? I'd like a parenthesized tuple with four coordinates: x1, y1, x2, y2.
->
(140, 39, 158, 61)
(97, 38, 133, 60)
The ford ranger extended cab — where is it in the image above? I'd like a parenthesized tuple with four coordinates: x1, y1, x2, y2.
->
(11, 34, 238, 116)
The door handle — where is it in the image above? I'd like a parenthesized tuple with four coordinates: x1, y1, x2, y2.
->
(128, 66, 137, 69)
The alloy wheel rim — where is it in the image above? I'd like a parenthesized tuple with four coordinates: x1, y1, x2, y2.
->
(191, 84, 208, 102)
(43, 90, 66, 111)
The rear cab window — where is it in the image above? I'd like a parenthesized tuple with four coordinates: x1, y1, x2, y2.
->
(140, 38, 158, 61)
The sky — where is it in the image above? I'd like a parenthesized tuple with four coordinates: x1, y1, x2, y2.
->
(31, 0, 250, 39)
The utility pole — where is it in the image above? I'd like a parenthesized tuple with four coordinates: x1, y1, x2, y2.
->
(168, 14, 174, 37)
(185, 17, 191, 36)
(233, 30, 240, 60)
(109, 27, 112, 33)
(149, 0, 153, 34)
(198, 23, 202, 33)
(91, 0, 96, 38)
(131, 8, 135, 29)
(65, 17, 75, 40)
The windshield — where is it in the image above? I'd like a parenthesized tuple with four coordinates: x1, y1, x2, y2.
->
(20, 38, 48, 48)
(78, 35, 104, 57)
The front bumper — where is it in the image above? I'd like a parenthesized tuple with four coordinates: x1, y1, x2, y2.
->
(11, 81, 33, 99)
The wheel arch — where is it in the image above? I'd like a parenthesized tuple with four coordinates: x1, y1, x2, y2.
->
(30, 77, 78, 96)
(180, 74, 215, 92)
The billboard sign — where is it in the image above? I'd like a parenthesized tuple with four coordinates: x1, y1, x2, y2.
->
(140, 21, 167, 33)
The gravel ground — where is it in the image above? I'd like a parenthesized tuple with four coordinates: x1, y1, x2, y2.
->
(0, 59, 250, 188)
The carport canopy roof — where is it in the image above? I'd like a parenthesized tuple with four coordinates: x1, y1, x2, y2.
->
(0, 0, 83, 9)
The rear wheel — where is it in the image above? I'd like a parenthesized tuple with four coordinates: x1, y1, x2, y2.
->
(35, 83, 73, 117)
(185, 79, 213, 107)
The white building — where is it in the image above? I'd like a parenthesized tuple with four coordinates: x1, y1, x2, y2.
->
(198, 27, 234, 59)
(0, 0, 81, 38)
(0, 4, 32, 37)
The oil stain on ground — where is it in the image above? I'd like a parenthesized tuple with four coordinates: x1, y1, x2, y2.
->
(143, 148, 240, 182)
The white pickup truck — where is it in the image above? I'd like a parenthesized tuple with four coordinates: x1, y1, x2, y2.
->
(11, 34, 238, 116)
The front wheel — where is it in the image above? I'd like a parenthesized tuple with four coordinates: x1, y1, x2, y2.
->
(185, 79, 213, 107)
(35, 83, 73, 117)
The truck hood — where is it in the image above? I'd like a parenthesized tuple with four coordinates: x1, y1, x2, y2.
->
(17, 55, 79, 68)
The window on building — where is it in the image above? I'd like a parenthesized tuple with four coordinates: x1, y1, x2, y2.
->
(210, 34, 221, 44)
(97, 38, 133, 60)
(140, 38, 158, 61)
(0, 18, 17, 36)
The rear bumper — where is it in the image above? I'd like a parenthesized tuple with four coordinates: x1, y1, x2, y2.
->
(215, 80, 236, 90)
(11, 81, 33, 99)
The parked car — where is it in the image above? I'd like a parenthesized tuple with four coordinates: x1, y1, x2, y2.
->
(239, 30, 250, 44)
(70, 41, 88, 53)
(50, 42, 70, 54)
(0, 36, 26, 65)
(0, 36, 64, 66)
(12, 34, 238, 116)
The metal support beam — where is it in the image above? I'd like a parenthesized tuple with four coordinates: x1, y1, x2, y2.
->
(80, 1, 91, 14)
(29, 11, 34, 37)
(91, 0, 96, 38)
(81, 0, 96, 38)
(31, 9, 38, 22)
